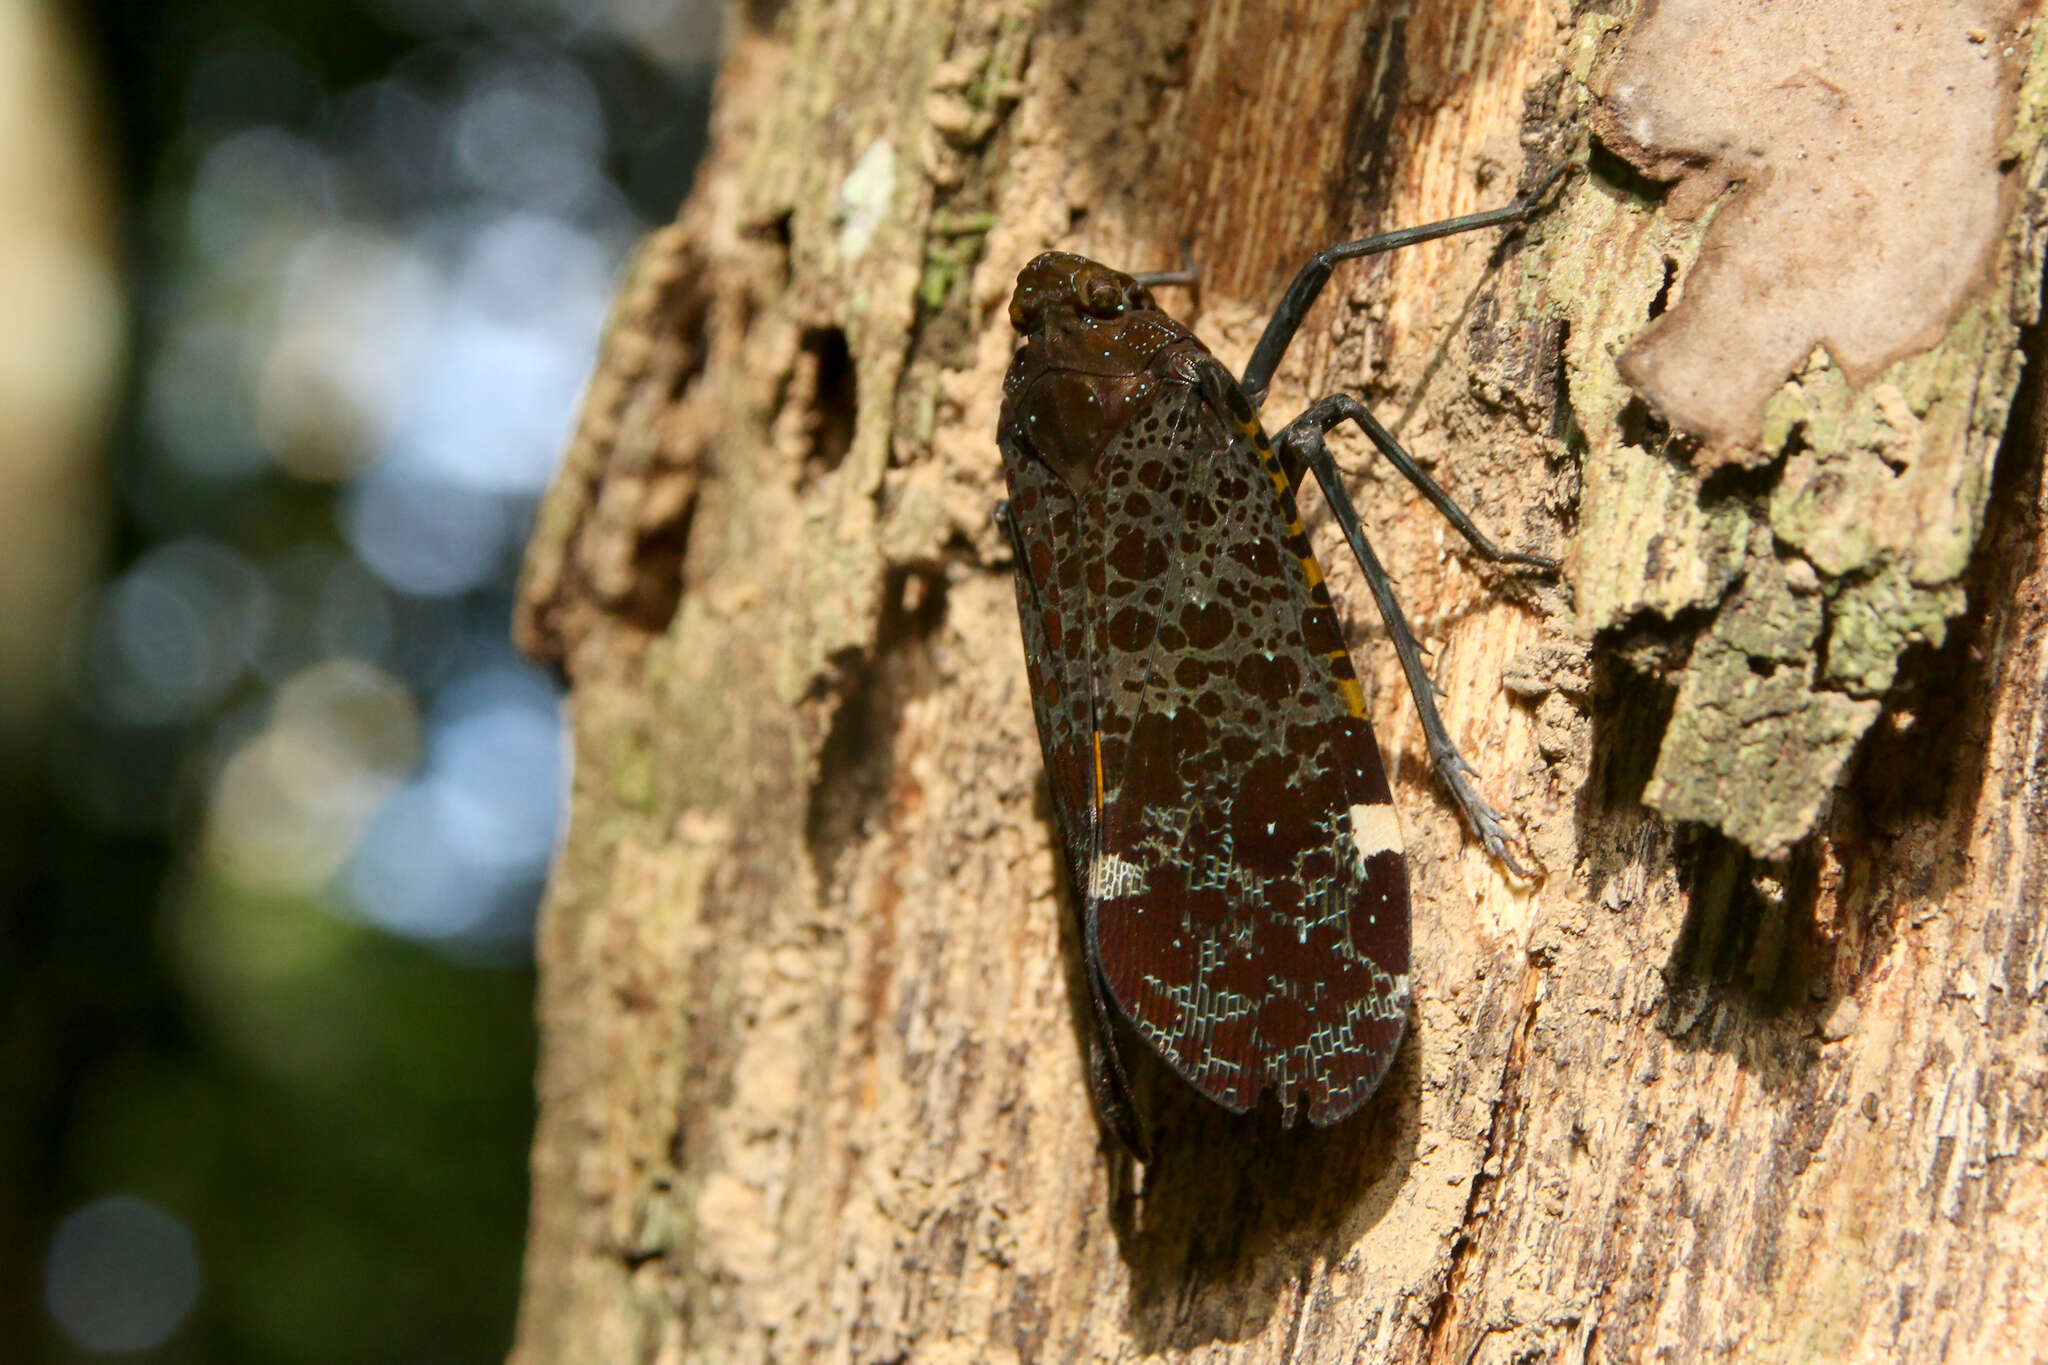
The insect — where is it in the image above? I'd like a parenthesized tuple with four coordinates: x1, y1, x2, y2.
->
(995, 172, 1562, 1159)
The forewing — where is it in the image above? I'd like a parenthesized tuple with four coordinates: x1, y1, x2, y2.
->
(1087, 365, 1412, 1127)
(999, 423, 1101, 897)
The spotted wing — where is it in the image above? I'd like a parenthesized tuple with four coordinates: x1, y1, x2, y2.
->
(999, 421, 1105, 901)
(1085, 363, 1412, 1128)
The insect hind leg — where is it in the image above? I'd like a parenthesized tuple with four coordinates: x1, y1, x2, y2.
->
(1083, 959, 1153, 1162)
(1281, 395, 1556, 571)
(1277, 399, 1550, 875)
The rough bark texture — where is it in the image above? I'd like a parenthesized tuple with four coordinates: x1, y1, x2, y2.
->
(511, 2, 2048, 1361)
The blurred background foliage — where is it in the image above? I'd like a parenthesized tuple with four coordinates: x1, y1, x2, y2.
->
(1, 0, 718, 1359)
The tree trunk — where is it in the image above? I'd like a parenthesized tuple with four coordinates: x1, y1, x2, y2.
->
(510, 2, 2048, 1361)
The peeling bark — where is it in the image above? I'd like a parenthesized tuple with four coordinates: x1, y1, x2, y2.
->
(1578, 1, 2048, 856)
(511, 2, 2048, 1362)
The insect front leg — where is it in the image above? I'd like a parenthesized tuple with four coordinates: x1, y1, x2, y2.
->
(1276, 400, 1550, 875)
(1237, 164, 1569, 409)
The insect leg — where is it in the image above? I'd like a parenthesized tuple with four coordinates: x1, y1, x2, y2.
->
(1238, 164, 1568, 410)
(1277, 405, 1538, 874)
(1279, 395, 1558, 571)
(1132, 237, 1198, 290)
(1082, 963, 1152, 1161)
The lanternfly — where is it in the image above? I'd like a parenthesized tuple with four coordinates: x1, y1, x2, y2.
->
(995, 172, 1562, 1159)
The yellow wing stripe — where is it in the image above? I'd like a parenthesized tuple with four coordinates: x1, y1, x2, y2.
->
(1092, 730, 1105, 812)
(1243, 406, 1363, 719)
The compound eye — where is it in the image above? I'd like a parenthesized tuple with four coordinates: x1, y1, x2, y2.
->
(1009, 284, 1046, 332)
(1080, 275, 1124, 318)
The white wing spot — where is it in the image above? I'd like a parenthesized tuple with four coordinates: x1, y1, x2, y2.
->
(1348, 802, 1404, 864)
(1089, 853, 1146, 900)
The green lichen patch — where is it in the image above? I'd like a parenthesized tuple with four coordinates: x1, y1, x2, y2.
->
(1716, 547, 1824, 664)
(1574, 440, 1751, 634)
(1640, 544, 1855, 853)
(917, 211, 996, 313)
(1824, 564, 1967, 697)
(1643, 629, 1879, 858)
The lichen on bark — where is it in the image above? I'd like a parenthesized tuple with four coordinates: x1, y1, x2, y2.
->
(1559, 3, 2048, 855)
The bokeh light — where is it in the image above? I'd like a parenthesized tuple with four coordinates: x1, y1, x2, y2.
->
(347, 659, 563, 954)
(7, 1, 720, 1359)
(204, 657, 419, 896)
(43, 1196, 203, 1354)
(104, 3, 707, 948)
(74, 537, 271, 727)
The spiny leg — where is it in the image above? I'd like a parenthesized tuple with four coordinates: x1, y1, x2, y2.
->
(1238, 163, 1568, 409)
(1280, 395, 1557, 571)
(1277, 401, 1549, 874)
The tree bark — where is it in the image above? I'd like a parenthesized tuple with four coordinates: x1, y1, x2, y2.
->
(511, 2, 2048, 1361)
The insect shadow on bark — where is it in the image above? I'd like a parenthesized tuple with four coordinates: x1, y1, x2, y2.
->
(1098, 991, 1422, 1352)
(1033, 801, 1421, 1347)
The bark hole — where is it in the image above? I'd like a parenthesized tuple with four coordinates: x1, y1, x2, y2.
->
(664, 293, 711, 405)
(1615, 394, 1669, 451)
(1585, 134, 1670, 206)
(799, 325, 857, 483)
(1582, 645, 1680, 814)
(1647, 256, 1677, 321)
(741, 0, 786, 34)
(621, 480, 696, 634)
